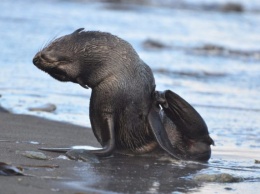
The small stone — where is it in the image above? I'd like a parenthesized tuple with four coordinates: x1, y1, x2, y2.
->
(194, 173, 242, 183)
(255, 160, 260, 164)
(22, 151, 49, 160)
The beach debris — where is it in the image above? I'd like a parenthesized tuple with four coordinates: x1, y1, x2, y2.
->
(28, 103, 56, 113)
(0, 162, 24, 176)
(255, 160, 260, 164)
(194, 173, 242, 183)
(22, 151, 49, 160)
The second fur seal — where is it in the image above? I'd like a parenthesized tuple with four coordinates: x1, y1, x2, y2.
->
(33, 28, 214, 162)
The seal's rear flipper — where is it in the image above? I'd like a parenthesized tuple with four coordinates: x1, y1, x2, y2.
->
(155, 90, 214, 146)
(148, 106, 184, 160)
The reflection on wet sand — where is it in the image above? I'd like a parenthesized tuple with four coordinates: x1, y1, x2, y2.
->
(62, 147, 260, 193)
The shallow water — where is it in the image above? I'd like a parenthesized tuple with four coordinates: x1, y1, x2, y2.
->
(57, 148, 260, 193)
(0, 0, 260, 193)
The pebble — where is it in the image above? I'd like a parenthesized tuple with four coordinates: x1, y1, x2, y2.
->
(22, 151, 49, 160)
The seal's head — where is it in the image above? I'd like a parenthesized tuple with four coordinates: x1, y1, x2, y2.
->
(33, 28, 87, 87)
(33, 28, 136, 89)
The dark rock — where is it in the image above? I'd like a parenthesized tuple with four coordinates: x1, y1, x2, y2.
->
(221, 3, 244, 12)
(192, 44, 226, 55)
(201, 2, 244, 13)
(225, 187, 234, 191)
(143, 39, 171, 50)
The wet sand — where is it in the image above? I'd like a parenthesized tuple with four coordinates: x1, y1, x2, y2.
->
(0, 109, 100, 194)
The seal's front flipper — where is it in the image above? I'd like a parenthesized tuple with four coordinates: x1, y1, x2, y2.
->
(148, 105, 183, 160)
(66, 117, 115, 160)
(39, 117, 115, 162)
(64, 116, 115, 161)
(39, 148, 99, 162)
(66, 149, 100, 163)
(39, 145, 102, 153)
(39, 147, 70, 153)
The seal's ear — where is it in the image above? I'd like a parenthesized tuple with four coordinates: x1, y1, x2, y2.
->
(156, 90, 214, 145)
(72, 28, 85, 34)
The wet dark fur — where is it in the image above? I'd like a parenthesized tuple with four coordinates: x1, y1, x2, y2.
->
(33, 29, 157, 153)
(33, 28, 214, 161)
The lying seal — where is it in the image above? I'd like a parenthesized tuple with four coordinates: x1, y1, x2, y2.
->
(33, 28, 214, 162)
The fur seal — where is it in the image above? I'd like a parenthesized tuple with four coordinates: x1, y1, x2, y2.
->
(33, 28, 214, 162)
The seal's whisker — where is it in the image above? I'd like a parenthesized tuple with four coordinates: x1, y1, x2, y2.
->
(42, 37, 53, 50)
(48, 34, 58, 45)
(40, 38, 50, 51)
(39, 41, 46, 52)
(41, 30, 61, 50)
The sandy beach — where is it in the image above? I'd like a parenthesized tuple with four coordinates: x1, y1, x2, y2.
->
(0, 109, 101, 194)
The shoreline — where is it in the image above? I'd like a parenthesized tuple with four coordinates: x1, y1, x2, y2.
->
(1, 108, 260, 193)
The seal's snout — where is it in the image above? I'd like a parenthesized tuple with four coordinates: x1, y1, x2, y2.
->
(32, 52, 55, 69)
(32, 52, 51, 71)
(32, 53, 43, 69)
(33, 54, 39, 65)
